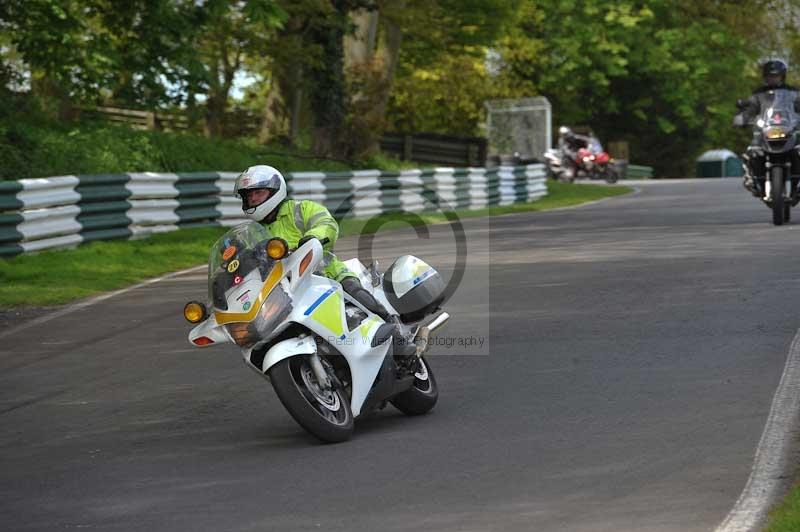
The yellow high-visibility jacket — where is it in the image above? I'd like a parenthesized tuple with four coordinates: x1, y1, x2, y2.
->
(264, 199, 355, 282)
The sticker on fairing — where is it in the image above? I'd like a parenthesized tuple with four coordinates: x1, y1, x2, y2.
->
(237, 290, 251, 302)
(222, 246, 237, 260)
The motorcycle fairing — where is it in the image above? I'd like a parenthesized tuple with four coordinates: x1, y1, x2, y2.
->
(756, 89, 800, 154)
(190, 224, 394, 416)
(285, 274, 392, 416)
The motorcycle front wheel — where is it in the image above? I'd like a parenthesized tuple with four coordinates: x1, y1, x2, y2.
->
(390, 357, 439, 415)
(605, 167, 619, 184)
(771, 166, 785, 226)
(270, 355, 354, 443)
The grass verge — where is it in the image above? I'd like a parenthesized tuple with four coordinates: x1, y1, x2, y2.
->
(0, 181, 631, 308)
(764, 484, 800, 532)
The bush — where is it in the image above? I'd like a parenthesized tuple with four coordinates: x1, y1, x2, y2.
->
(0, 115, 412, 180)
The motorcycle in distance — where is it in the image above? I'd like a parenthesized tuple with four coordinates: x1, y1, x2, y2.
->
(182, 221, 450, 443)
(542, 147, 572, 182)
(578, 137, 619, 183)
(735, 89, 800, 225)
(543, 136, 619, 184)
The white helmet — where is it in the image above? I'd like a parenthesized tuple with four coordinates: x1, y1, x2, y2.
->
(558, 126, 572, 137)
(233, 165, 287, 222)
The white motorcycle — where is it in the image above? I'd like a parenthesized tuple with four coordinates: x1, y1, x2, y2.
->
(183, 221, 449, 442)
(543, 147, 574, 183)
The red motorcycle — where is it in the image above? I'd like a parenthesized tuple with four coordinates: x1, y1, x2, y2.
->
(575, 138, 619, 183)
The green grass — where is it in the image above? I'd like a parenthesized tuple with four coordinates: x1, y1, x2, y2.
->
(765, 483, 800, 532)
(0, 227, 228, 307)
(0, 181, 631, 307)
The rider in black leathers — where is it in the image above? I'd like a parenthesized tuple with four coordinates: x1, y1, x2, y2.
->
(736, 59, 800, 195)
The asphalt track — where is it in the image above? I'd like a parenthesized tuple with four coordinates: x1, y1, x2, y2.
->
(2, 179, 800, 532)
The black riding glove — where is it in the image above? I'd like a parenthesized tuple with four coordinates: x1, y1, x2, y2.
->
(297, 235, 318, 247)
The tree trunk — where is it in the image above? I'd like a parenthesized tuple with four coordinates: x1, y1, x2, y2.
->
(345, 9, 379, 68)
(204, 52, 237, 138)
(370, 11, 403, 138)
(30, 73, 72, 121)
(258, 62, 302, 145)
(341, 6, 403, 158)
(308, 10, 348, 158)
(205, 94, 226, 138)
(289, 69, 303, 144)
(258, 79, 287, 144)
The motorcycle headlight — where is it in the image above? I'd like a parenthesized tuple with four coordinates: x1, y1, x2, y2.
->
(224, 285, 292, 347)
(765, 127, 789, 140)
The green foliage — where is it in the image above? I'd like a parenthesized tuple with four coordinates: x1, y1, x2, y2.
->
(92, 0, 199, 107)
(1, 1, 101, 100)
(391, 0, 516, 70)
(487, 0, 766, 175)
(0, 115, 364, 180)
(388, 51, 493, 134)
(0, 0, 792, 173)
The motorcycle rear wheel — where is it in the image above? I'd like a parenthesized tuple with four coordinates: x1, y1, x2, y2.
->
(771, 166, 785, 226)
(390, 357, 439, 415)
(270, 355, 354, 443)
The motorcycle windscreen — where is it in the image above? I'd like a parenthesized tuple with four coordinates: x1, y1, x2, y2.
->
(587, 137, 604, 153)
(758, 89, 800, 137)
(208, 221, 276, 310)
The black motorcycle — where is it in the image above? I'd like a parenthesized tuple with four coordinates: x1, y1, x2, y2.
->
(735, 89, 800, 225)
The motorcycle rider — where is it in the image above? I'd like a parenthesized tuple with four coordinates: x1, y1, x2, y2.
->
(734, 59, 800, 195)
(557, 126, 590, 178)
(233, 164, 417, 357)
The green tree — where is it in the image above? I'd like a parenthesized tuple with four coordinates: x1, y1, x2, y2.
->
(491, 0, 768, 175)
(187, 0, 287, 138)
(357, 0, 516, 151)
(0, 0, 113, 117)
(93, 0, 196, 108)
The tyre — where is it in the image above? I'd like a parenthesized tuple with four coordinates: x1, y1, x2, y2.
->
(605, 167, 619, 184)
(269, 355, 354, 443)
(390, 357, 438, 415)
(771, 166, 785, 226)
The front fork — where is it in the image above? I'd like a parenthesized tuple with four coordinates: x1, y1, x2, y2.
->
(309, 351, 333, 390)
(763, 161, 799, 205)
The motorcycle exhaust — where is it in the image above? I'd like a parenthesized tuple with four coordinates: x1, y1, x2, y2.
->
(414, 312, 450, 357)
(426, 312, 450, 333)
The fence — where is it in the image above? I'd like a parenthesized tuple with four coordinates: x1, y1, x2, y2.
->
(379, 133, 488, 167)
(78, 106, 489, 166)
(76, 105, 191, 132)
(625, 165, 654, 179)
(0, 164, 547, 257)
(485, 97, 551, 161)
